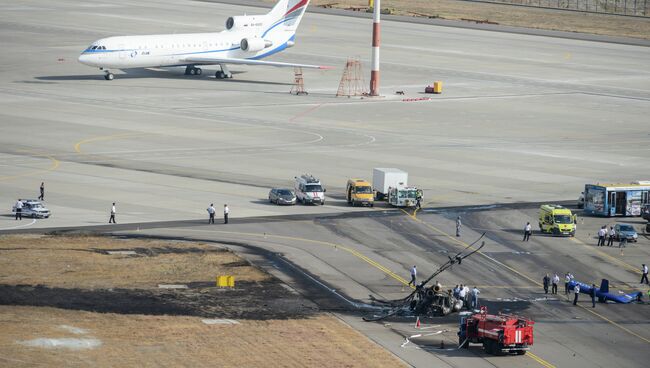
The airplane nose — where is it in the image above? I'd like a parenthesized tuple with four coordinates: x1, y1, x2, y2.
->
(78, 53, 91, 66)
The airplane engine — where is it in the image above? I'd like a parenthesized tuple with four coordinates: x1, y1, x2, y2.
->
(240, 37, 272, 52)
(226, 16, 264, 31)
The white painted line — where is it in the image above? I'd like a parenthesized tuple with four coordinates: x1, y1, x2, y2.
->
(0, 218, 36, 230)
(158, 284, 188, 289)
(19, 338, 102, 350)
(58, 325, 88, 335)
(107, 251, 137, 255)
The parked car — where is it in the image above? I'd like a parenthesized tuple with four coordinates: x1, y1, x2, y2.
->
(614, 223, 638, 242)
(268, 188, 296, 205)
(12, 199, 50, 218)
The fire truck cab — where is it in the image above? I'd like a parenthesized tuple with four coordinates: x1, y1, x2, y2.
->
(458, 307, 534, 355)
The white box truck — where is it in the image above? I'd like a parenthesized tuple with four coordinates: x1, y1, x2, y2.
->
(373, 168, 408, 200)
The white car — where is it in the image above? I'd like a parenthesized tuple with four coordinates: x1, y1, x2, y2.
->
(12, 199, 50, 218)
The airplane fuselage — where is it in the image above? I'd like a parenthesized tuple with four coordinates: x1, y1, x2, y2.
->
(78, 31, 292, 69)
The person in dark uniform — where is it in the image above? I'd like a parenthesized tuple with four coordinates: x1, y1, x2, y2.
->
(38, 182, 45, 201)
(590, 284, 596, 308)
(543, 274, 550, 294)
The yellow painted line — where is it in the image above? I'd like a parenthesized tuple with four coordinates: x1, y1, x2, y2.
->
(160, 227, 413, 287)
(528, 352, 556, 368)
(579, 303, 650, 344)
(569, 237, 641, 275)
(74, 132, 148, 154)
(0, 151, 60, 182)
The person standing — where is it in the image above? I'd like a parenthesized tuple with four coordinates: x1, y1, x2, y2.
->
(619, 235, 627, 248)
(471, 286, 480, 309)
(38, 182, 45, 201)
(207, 204, 215, 224)
(597, 226, 606, 246)
(456, 216, 462, 237)
(453, 285, 460, 298)
(641, 264, 649, 284)
(14, 199, 23, 220)
(543, 274, 550, 294)
(523, 222, 532, 241)
(223, 204, 229, 224)
(408, 265, 417, 286)
(552, 273, 559, 294)
(590, 284, 596, 308)
(573, 283, 580, 305)
(458, 284, 467, 307)
(109, 202, 116, 223)
(607, 226, 616, 246)
(564, 272, 571, 294)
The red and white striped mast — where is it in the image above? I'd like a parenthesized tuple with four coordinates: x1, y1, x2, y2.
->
(369, 0, 380, 96)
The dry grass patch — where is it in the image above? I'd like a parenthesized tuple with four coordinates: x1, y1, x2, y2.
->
(0, 234, 268, 289)
(0, 306, 406, 368)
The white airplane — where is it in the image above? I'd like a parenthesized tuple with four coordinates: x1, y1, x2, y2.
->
(78, 0, 329, 80)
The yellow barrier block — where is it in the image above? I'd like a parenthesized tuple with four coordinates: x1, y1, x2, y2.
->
(216, 275, 228, 287)
(433, 81, 443, 94)
(227, 276, 235, 288)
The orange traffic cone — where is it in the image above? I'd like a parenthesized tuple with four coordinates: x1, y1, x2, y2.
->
(415, 316, 421, 329)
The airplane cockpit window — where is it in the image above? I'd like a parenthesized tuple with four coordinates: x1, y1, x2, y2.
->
(91, 46, 97, 50)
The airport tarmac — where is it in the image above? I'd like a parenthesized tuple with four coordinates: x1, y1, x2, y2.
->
(1, 0, 650, 367)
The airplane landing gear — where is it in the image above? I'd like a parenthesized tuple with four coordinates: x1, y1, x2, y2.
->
(185, 66, 202, 76)
(216, 64, 232, 79)
(104, 71, 114, 80)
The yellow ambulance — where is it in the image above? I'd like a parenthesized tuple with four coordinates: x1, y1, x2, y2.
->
(538, 205, 576, 236)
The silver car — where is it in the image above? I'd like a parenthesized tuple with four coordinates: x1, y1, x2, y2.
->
(268, 188, 296, 205)
(12, 199, 51, 218)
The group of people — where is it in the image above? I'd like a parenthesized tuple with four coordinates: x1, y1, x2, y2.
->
(596, 225, 625, 247)
(206, 204, 229, 224)
(453, 284, 480, 309)
(542, 273, 560, 294)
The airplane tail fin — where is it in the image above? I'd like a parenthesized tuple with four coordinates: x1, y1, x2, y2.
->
(265, 0, 310, 33)
(599, 279, 609, 294)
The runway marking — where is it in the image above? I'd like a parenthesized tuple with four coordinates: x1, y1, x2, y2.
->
(74, 132, 148, 154)
(147, 227, 413, 288)
(288, 103, 322, 122)
(0, 219, 37, 230)
(528, 352, 556, 368)
(0, 151, 60, 182)
(569, 237, 641, 275)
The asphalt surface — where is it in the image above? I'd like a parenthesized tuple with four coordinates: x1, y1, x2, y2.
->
(1, 0, 649, 367)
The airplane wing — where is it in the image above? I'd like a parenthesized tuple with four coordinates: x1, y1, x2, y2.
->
(180, 55, 332, 69)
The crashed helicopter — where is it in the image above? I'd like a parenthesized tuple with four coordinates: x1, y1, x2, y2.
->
(364, 234, 485, 321)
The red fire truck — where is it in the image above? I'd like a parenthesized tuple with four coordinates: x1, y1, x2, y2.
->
(458, 307, 534, 355)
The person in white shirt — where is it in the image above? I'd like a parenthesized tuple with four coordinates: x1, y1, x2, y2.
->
(207, 204, 215, 224)
(462, 285, 470, 308)
(573, 284, 580, 305)
(552, 273, 560, 294)
(223, 204, 229, 224)
(597, 226, 607, 246)
(641, 264, 649, 285)
(109, 202, 116, 223)
(408, 266, 417, 286)
(471, 287, 480, 309)
(523, 222, 532, 241)
(458, 284, 467, 302)
(15, 199, 23, 220)
(607, 226, 616, 246)
(456, 216, 462, 237)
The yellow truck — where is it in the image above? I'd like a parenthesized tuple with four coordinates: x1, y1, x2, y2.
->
(538, 205, 576, 236)
(346, 179, 374, 207)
